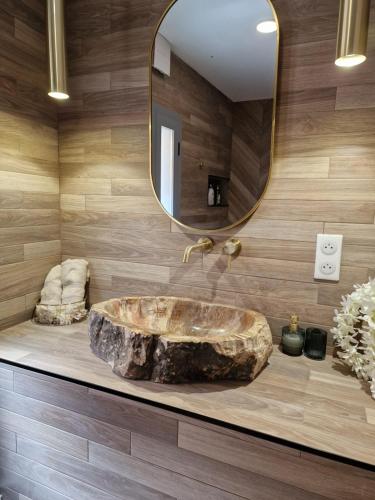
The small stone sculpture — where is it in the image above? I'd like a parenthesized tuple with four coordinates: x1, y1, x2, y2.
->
(35, 259, 89, 326)
(89, 296, 273, 384)
(40, 265, 62, 305)
(61, 259, 89, 304)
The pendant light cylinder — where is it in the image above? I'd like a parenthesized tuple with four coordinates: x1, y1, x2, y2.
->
(47, 0, 69, 99)
(336, 0, 370, 67)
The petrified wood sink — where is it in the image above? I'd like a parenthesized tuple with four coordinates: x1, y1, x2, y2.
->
(88, 297, 273, 384)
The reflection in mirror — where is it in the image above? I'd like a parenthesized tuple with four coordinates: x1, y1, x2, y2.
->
(151, 0, 278, 230)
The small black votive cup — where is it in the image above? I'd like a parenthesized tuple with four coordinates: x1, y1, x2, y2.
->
(304, 328, 327, 360)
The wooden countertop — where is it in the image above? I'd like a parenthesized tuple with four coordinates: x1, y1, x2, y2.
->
(0, 320, 374, 467)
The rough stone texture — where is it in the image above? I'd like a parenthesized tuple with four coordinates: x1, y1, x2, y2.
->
(35, 300, 87, 326)
(88, 297, 273, 384)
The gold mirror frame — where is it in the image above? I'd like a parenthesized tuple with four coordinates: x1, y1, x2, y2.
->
(149, 0, 279, 233)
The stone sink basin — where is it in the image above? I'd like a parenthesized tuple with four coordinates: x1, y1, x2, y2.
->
(88, 296, 273, 384)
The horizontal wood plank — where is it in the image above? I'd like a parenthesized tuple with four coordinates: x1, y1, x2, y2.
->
(18, 437, 173, 500)
(89, 441, 241, 500)
(0, 387, 131, 454)
(178, 422, 375, 500)
(0, 407, 88, 460)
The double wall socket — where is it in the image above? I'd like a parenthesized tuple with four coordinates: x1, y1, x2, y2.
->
(314, 234, 343, 281)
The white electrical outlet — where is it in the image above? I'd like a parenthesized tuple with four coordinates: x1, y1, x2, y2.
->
(321, 240, 338, 255)
(314, 234, 343, 281)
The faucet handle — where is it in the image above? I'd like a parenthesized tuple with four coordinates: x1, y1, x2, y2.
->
(182, 237, 214, 263)
(223, 238, 241, 271)
(197, 237, 214, 250)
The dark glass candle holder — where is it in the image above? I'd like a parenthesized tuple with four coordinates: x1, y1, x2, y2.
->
(304, 328, 327, 360)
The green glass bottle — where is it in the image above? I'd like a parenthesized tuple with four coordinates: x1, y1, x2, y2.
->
(282, 314, 305, 356)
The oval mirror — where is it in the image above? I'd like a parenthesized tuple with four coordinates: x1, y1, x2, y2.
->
(151, 0, 278, 231)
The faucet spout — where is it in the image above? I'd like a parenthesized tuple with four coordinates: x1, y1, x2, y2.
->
(182, 247, 193, 263)
(182, 237, 214, 263)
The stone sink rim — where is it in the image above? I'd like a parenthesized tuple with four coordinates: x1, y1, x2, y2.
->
(88, 295, 273, 383)
(91, 295, 268, 344)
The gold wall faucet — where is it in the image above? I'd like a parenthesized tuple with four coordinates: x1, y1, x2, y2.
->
(223, 238, 241, 271)
(182, 237, 214, 263)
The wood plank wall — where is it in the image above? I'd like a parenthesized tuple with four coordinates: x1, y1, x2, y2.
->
(58, 0, 375, 349)
(153, 53, 233, 227)
(153, 54, 273, 227)
(0, 1, 60, 330)
(0, 362, 374, 500)
(228, 99, 273, 223)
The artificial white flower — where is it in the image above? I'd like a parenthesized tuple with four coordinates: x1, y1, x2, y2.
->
(332, 278, 375, 399)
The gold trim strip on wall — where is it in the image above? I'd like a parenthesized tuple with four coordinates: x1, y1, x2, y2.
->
(47, 0, 69, 99)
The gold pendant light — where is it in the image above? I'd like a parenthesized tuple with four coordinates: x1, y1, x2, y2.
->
(47, 0, 69, 99)
(335, 0, 371, 67)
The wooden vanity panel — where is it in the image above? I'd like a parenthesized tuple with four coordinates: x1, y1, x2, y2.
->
(0, 363, 374, 500)
(0, 406, 88, 460)
(0, 366, 14, 391)
(88, 441, 240, 500)
(0, 386, 131, 454)
(0, 427, 17, 453)
(13, 370, 178, 446)
(16, 438, 175, 500)
(0, 473, 69, 500)
(131, 432, 325, 500)
(178, 422, 375, 500)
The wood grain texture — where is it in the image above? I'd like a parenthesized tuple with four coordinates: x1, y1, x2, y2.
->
(0, 427, 16, 452)
(17, 437, 174, 500)
(0, 320, 375, 470)
(228, 99, 273, 224)
(13, 372, 178, 446)
(57, 0, 375, 337)
(0, 364, 13, 390)
(0, 0, 366, 334)
(1, 0, 375, 493)
(131, 432, 325, 500)
(0, 406, 88, 460)
(0, 386, 131, 454)
(152, 52, 232, 226)
(177, 423, 375, 500)
(152, 52, 273, 227)
(0, 470, 70, 500)
(0, 355, 374, 499)
(88, 441, 237, 500)
(0, 0, 60, 329)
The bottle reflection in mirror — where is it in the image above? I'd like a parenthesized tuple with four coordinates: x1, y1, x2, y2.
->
(208, 184, 215, 206)
(207, 175, 229, 208)
(216, 185, 221, 206)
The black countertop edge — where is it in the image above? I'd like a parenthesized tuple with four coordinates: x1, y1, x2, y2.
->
(1, 357, 374, 473)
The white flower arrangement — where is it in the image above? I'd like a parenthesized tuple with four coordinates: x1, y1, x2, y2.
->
(332, 278, 375, 399)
